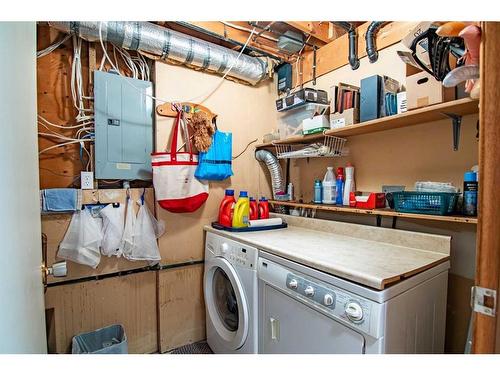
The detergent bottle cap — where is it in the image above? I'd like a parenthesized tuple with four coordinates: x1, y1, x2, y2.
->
(464, 171, 477, 182)
(239, 191, 248, 197)
(250, 197, 256, 201)
(336, 167, 344, 178)
(225, 189, 235, 196)
(260, 197, 268, 201)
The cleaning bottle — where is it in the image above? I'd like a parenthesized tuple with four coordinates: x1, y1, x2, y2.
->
(343, 163, 355, 206)
(313, 179, 323, 203)
(258, 197, 270, 219)
(249, 197, 259, 220)
(218, 189, 236, 227)
(232, 191, 250, 228)
(463, 171, 478, 216)
(322, 167, 336, 204)
(335, 167, 344, 205)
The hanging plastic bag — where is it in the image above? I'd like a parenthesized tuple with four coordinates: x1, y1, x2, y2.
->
(100, 204, 125, 257)
(125, 199, 164, 263)
(58, 208, 102, 269)
(195, 127, 233, 181)
(121, 197, 136, 259)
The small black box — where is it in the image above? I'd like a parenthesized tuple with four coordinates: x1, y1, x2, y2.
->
(360, 75, 382, 122)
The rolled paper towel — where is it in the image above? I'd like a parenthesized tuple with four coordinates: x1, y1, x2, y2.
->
(248, 218, 283, 227)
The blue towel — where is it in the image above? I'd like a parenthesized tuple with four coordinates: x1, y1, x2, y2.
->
(42, 189, 79, 212)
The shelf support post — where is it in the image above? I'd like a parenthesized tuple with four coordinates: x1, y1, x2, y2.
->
(442, 112, 462, 151)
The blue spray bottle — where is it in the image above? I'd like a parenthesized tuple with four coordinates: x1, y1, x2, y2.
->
(335, 167, 344, 205)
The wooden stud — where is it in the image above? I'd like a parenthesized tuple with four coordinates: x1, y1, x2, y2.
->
(473, 22, 500, 354)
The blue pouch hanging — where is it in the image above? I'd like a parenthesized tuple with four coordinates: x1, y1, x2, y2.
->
(195, 126, 233, 181)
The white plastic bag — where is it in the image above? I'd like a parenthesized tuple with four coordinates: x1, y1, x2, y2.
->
(121, 197, 136, 259)
(100, 204, 125, 257)
(58, 208, 102, 269)
(122, 199, 164, 262)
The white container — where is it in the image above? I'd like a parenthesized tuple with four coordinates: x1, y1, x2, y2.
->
(343, 164, 355, 206)
(278, 103, 328, 140)
(322, 167, 336, 204)
(302, 115, 330, 135)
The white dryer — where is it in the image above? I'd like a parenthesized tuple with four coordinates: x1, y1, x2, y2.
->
(204, 232, 258, 354)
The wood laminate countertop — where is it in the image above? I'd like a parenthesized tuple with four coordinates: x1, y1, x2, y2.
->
(204, 214, 451, 290)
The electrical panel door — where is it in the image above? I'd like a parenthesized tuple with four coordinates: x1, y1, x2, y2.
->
(94, 71, 153, 180)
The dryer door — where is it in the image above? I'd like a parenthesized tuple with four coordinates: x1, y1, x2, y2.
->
(204, 257, 249, 350)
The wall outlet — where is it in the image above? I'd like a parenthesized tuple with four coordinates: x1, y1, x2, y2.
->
(81, 171, 94, 190)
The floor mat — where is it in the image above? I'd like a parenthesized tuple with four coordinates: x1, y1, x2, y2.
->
(170, 341, 213, 354)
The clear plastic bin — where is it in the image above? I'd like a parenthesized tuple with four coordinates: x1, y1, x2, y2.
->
(72, 324, 128, 354)
(278, 103, 329, 139)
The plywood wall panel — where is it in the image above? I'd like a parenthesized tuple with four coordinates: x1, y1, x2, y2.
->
(154, 62, 276, 264)
(44, 271, 158, 353)
(158, 264, 205, 352)
(43, 188, 154, 284)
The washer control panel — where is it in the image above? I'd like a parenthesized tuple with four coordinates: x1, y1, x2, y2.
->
(206, 233, 258, 270)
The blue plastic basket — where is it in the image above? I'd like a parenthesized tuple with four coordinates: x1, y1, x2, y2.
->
(392, 191, 459, 216)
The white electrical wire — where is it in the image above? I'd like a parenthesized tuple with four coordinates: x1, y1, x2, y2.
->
(38, 139, 94, 155)
(37, 33, 72, 58)
(38, 115, 92, 129)
(221, 21, 278, 42)
(98, 21, 256, 105)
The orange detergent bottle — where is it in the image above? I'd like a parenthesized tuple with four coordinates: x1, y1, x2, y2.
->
(249, 197, 259, 220)
(218, 189, 236, 227)
(258, 197, 270, 219)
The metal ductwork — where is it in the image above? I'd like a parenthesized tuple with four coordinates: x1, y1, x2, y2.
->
(365, 22, 388, 63)
(255, 150, 287, 214)
(48, 21, 268, 85)
(332, 22, 360, 70)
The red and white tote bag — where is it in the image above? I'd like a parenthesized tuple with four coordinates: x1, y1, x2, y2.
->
(152, 111, 209, 213)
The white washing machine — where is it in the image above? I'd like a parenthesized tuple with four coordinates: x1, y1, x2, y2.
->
(204, 232, 258, 353)
(258, 251, 450, 354)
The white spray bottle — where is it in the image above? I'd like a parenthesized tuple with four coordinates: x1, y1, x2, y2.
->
(343, 163, 355, 206)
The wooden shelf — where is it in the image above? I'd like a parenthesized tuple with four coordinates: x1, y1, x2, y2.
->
(269, 200, 478, 225)
(256, 98, 479, 148)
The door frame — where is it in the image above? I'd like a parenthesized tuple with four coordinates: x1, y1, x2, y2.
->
(472, 21, 500, 353)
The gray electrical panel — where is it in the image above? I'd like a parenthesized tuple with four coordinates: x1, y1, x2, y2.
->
(94, 71, 153, 180)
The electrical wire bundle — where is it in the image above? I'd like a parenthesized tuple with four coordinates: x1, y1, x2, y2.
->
(37, 34, 96, 175)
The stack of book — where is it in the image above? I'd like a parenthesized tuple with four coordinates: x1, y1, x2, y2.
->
(330, 83, 360, 129)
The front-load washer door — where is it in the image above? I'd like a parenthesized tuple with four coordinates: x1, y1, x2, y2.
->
(205, 257, 249, 350)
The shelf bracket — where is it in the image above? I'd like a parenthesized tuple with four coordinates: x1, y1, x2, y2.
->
(376, 215, 382, 227)
(391, 216, 397, 229)
(442, 112, 462, 151)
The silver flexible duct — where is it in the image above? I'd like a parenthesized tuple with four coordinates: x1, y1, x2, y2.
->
(255, 150, 287, 214)
(48, 21, 268, 85)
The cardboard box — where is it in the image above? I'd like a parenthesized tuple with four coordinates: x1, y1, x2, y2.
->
(406, 71, 455, 109)
(330, 108, 359, 129)
(302, 115, 330, 135)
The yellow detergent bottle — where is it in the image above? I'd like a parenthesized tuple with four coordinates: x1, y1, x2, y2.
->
(232, 191, 250, 228)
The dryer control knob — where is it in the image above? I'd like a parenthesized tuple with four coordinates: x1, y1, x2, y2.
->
(304, 286, 315, 297)
(345, 302, 364, 322)
(323, 294, 334, 306)
(288, 279, 298, 289)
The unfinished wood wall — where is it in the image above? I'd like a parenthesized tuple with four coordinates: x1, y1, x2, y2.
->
(37, 25, 87, 188)
(45, 272, 157, 354)
(153, 62, 276, 351)
(38, 20, 277, 353)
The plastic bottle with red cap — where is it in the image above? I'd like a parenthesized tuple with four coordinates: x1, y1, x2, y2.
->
(258, 197, 270, 219)
(249, 197, 259, 220)
(218, 189, 236, 227)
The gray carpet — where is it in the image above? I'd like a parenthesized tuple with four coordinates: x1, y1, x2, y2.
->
(170, 341, 213, 354)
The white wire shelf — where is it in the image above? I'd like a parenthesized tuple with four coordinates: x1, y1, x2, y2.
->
(273, 134, 347, 159)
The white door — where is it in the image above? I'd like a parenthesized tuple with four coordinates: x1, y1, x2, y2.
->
(204, 257, 249, 350)
(0, 22, 47, 353)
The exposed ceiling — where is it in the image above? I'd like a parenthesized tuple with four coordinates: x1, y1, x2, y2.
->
(156, 21, 366, 62)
